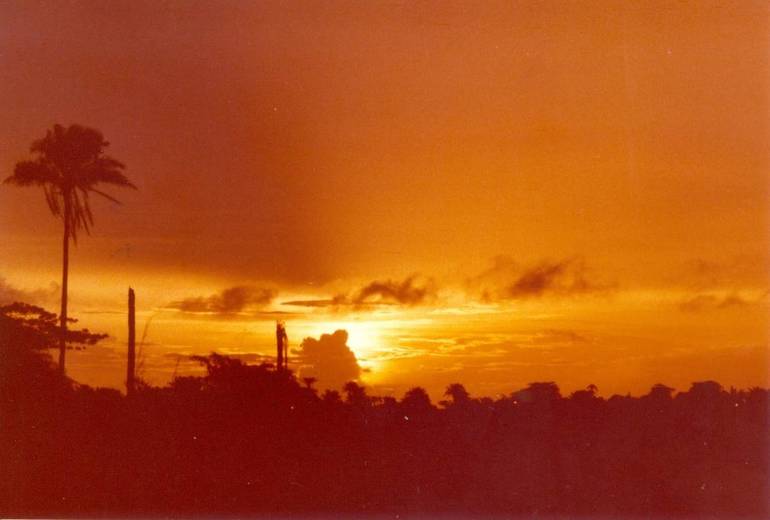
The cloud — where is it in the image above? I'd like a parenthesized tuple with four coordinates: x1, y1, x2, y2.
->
(506, 259, 606, 298)
(508, 261, 572, 297)
(531, 329, 589, 345)
(678, 256, 769, 290)
(282, 275, 436, 309)
(169, 286, 276, 315)
(350, 275, 435, 306)
(468, 255, 519, 283)
(470, 257, 611, 301)
(281, 300, 336, 308)
(678, 292, 757, 313)
(282, 294, 349, 308)
(675, 257, 768, 312)
(0, 277, 59, 306)
(292, 329, 360, 390)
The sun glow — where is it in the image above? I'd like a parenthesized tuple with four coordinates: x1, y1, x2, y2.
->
(304, 320, 384, 358)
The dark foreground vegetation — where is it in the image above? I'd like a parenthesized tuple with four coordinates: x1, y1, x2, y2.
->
(1, 302, 768, 517)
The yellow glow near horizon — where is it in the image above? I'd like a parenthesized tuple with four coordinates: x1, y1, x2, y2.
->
(302, 319, 385, 359)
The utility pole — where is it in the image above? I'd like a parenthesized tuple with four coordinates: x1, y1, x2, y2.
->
(276, 321, 288, 371)
(127, 287, 136, 396)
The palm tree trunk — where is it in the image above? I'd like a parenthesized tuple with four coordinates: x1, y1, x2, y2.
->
(59, 197, 70, 376)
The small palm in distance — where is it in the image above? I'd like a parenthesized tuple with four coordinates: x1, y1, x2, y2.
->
(4, 124, 136, 375)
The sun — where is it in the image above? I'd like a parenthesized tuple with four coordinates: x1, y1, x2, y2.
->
(305, 320, 383, 358)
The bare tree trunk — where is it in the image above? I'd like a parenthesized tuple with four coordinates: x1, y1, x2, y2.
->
(127, 287, 136, 396)
(59, 197, 70, 376)
(276, 321, 284, 371)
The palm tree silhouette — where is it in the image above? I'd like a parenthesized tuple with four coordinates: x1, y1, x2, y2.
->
(444, 383, 471, 405)
(4, 124, 135, 375)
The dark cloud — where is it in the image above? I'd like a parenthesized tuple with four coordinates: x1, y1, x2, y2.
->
(0, 277, 59, 306)
(282, 299, 336, 308)
(292, 330, 360, 390)
(471, 257, 611, 301)
(282, 275, 436, 309)
(282, 294, 348, 308)
(679, 292, 757, 313)
(169, 286, 276, 315)
(507, 259, 604, 298)
(351, 275, 435, 306)
(508, 261, 571, 297)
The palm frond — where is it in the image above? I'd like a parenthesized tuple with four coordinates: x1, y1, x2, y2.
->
(82, 156, 136, 190)
(43, 185, 62, 217)
(68, 188, 95, 243)
(79, 188, 95, 229)
(8, 124, 136, 244)
(88, 187, 123, 205)
(4, 160, 57, 186)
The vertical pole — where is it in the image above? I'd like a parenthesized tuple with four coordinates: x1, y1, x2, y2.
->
(127, 287, 136, 396)
(276, 321, 284, 372)
(283, 329, 288, 371)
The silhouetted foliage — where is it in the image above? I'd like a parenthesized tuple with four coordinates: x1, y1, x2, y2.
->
(0, 302, 107, 405)
(1, 302, 107, 350)
(401, 386, 433, 415)
(443, 382, 470, 406)
(1, 314, 768, 517)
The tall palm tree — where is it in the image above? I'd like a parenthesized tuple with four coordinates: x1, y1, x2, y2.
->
(4, 124, 136, 375)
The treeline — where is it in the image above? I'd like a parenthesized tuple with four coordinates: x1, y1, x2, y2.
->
(1, 302, 768, 517)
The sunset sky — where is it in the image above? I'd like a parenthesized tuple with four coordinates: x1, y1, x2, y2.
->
(1, 1, 768, 398)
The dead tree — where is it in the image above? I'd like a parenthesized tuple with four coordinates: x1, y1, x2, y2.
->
(276, 321, 288, 371)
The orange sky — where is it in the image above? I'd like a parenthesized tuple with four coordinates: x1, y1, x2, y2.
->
(1, 1, 768, 398)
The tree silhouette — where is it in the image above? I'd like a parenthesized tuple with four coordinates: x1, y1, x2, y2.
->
(0, 302, 107, 406)
(401, 386, 433, 415)
(343, 381, 368, 406)
(443, 383, 470, 406)
(645, 383, 675, 403)
(4, 125, 135, 375)
(1, 337, 768, 517)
